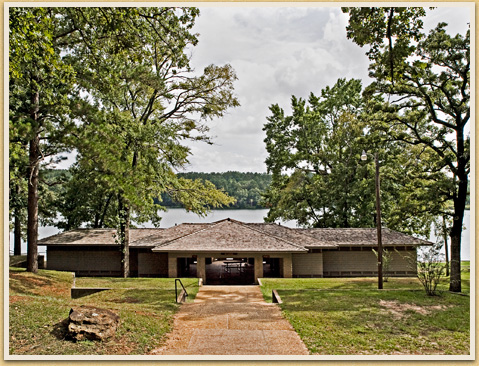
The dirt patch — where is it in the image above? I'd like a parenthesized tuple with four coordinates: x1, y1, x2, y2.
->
(10, 273, 48, 286)
(379, 300, 449, 319)
(10, 295, 30, 304)
(41, 285, 70, 297)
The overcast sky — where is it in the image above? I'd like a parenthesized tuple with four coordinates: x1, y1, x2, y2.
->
(179, 4, 472, 173)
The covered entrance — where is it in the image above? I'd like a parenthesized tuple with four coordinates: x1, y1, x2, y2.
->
(205, 257, 255, 285)
(154, 218, 307, 285)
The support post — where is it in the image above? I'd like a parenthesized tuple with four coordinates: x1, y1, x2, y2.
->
(282, 254, 293, 278)
(254, 255, 263, 284)
(197, 255, 206, 284)
(168, 254, 177, 278)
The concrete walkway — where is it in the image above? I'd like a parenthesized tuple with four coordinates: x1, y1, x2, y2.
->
(150, 286, 309, 355)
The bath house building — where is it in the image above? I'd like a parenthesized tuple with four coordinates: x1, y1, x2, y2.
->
(39, 218, 431, 285)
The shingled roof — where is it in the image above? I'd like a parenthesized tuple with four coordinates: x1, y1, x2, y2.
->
(300, 227, 432, 247)
(246, 223, 337, 249)
(130, 223, 212, 247)
(37, 228, 163, 246)
(152, 219, 308, 253)
(38, 221, 432, 250)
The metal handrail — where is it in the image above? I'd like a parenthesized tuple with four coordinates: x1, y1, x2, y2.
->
(175, 279, 188, 303)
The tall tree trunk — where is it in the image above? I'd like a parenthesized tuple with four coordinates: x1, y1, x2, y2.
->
(27, 89, 40, 273)
(443, 215, 449, 277)
(27, 135, 40, 273)
(449, 127, 468, 293)
(449, 178, 467, 292)
(14, 183, 22, 256)
(99, 193, 113, 228)
(118, 194, 130, 278)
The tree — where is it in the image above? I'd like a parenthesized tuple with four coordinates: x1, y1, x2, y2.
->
(56, 7, 239, 276)
(343, 7, 470, 292)
(9, 7, 75, 272)
(10, 7, 239, 276)
(53, 165, 118, 231)
(9, 116, 29, 255)
(262, 78, 393, 228)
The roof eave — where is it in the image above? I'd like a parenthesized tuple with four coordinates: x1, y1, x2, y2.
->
(151, 248, 308, 253)
(40, 243, 119, 247)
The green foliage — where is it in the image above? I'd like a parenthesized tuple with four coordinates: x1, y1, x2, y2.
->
(54, 165, 119, 230)
(263, 78, 371, 227)
(343, 7, 427, 85)
(415, 244, 447, 296)
(68, 7, 239, 213)
(160, 172, 272, 209)
(9, 7, 77, 269)
(29, 8, 239, 234)
(262, 78, 436, 234)
(9, 7, 239, 274)
(55, 170, 270, 228)
(342, 7, 469, 292)
(9, 7, 76, 151)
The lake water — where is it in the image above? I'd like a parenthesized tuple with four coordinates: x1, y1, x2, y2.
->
(11, 208, 471, 260)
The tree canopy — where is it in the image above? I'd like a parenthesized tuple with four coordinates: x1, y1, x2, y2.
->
(263, 78, 371, 227)
(342, 7, 470, 292)
(262, 77, 443, 236)
(9, 7, 76, 271)
(9, 7, 239, 275)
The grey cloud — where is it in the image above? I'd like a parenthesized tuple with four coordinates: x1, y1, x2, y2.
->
(185, 5, 469, 173)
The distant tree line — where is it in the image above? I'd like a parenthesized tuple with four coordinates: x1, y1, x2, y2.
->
(11, 169, 271, 245)
(158, 172, 272, 209)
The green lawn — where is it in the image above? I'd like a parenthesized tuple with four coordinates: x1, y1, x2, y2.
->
(75, 276, 200, 297)
(260, 276, 470, 355)
(9, 268, 199, 355)
(9, 266, 471, 356)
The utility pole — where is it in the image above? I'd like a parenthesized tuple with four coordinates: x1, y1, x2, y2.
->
(374, 152, 383, 290)
(361, 150, 383, 290)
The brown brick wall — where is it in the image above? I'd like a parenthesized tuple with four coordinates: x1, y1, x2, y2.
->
(138, 252, 168, 276)
(47, 246, 121, 275)
(323, 248, 417, 277)
(292, 253, 323, 276)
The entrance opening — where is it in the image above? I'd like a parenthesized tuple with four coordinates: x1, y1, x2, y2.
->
(263, 257, 281, 277)
(177, 257, 197, 278)
(205, 257, 255, 285)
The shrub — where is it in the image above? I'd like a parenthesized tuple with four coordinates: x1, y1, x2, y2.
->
(415, 243, 446, 296)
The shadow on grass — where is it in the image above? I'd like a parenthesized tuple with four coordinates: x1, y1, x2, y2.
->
(50, 318, 71, 341)
(82, 289, 180, 312)
(9, 273, 58, 296)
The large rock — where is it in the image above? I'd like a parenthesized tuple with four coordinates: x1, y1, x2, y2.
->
(68, 306, 120, 341)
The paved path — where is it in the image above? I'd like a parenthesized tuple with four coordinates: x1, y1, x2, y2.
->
(150, 285, 309, 355)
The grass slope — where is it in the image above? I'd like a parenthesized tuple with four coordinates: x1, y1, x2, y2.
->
(260, 276, 470, 355)
(9, 268, 199, 355)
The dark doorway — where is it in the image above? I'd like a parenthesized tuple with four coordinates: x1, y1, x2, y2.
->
(177, 257, 197, 277)
(205, 258, 255, 285)
(263, 257, 281, 278)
